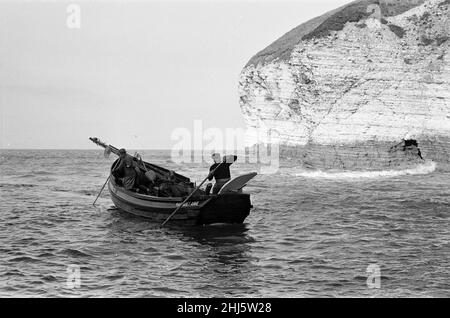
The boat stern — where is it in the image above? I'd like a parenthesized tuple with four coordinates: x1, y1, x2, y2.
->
(198, 193, 252, 225)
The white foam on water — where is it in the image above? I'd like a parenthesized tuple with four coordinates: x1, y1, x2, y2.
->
(291, 161, 437, 180)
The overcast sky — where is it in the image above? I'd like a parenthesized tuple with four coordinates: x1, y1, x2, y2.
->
(0, 0, 349, 149)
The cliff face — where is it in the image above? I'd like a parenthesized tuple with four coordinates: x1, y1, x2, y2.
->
(239, 0, 450, 170)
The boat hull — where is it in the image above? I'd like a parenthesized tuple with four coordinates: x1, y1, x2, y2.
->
(108, 178, 252, 225)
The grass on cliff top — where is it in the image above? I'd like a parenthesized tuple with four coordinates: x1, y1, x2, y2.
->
(302, 0, 379, 40)
(246, 0, 426, 67)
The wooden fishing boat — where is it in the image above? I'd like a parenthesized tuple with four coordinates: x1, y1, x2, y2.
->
(90, 137, 255, 225)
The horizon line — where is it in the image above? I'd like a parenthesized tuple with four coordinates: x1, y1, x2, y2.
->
(0, 148, 251, 151)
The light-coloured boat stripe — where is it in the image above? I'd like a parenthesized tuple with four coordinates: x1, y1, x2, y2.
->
(108, 181, 203, 210)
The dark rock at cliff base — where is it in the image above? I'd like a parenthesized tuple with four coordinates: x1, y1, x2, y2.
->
(275, 138, 447, 171)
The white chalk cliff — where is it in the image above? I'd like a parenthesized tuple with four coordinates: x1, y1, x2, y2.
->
(239, 0, 450, 169)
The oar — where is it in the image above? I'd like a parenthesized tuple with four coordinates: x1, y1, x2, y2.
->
(93, 158, 120, 206)
(160, 163, 222, 227)
(93, 175, 110, 206)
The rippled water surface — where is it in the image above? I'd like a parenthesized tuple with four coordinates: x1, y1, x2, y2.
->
(0, 150, 449, 297)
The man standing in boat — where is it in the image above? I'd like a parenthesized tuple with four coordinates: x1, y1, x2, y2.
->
(207, 153, 237, 194)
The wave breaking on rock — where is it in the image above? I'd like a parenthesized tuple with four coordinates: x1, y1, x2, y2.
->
(290, 160, 437, 180)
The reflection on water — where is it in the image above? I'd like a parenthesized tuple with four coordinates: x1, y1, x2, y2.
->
(176, 223, 253, 246)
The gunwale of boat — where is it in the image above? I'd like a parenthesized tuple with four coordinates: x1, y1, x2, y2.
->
(108, 176, 211, 209)
(109, 176, 188, 202)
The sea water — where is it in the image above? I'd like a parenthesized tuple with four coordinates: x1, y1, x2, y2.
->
(0, 150, 449, 297)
